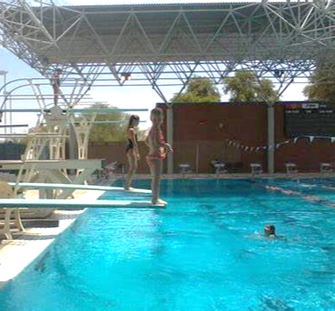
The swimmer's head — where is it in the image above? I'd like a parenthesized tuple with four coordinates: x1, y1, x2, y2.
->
(264, 224, 276, 237)
(150, 108, 164, 126)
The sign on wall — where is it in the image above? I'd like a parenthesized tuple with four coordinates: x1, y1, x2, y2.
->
(285, 103, 335, 137)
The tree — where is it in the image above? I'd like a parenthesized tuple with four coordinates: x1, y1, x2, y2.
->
(303, 64, 335, 103)
(171, 76, 221, 103)
(87, 103, 130, 143)
(222, 70, 279, 103)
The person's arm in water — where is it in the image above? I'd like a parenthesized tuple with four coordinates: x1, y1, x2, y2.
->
(128, 128, 140, 159)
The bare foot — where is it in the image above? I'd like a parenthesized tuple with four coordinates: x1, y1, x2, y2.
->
(124, 187, 134, 191)
(152, 199, 167, 205)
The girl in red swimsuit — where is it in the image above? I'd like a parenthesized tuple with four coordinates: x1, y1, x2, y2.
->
(145, 108, 173, 205)
(124, 115, 140, 190)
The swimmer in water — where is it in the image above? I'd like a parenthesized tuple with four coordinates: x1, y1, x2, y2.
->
(264, 224, 277, 238)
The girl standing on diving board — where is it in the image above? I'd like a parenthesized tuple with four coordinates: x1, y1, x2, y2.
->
(145, 108, 173, 205)
(124, 115, 140, 190)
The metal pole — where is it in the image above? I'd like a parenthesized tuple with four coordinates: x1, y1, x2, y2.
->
(2, 72, 7, 136)
(267, 104, 275, 174)
(4, 73, 6, 135)
(68, 123, 77, 175)
(166, 104, 174, 174)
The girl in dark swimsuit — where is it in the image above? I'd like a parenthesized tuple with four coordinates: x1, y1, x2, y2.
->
(125, 115, 140, 190)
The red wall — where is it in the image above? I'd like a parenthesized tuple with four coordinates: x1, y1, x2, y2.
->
(171, 103, 335, 173)
(88, 142, 151, 174)
(172, 104, 267, 172)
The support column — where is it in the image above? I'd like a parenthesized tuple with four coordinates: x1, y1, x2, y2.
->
(166, 104, 174, 174)
(68, 123, 77, 176)
(267, 104, 275, 174)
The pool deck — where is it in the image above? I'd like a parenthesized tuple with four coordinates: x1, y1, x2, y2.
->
(0, 172, 334, 291)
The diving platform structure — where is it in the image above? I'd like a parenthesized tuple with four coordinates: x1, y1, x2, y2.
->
(0, 84, 150, 241)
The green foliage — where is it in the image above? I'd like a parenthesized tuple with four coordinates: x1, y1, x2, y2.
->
(171, 76, 221, 103)
(87, 103, 130, 143)
(222, 70, 279, 103)
(10, 125, 48, 145)
(303, 64, 335, 103)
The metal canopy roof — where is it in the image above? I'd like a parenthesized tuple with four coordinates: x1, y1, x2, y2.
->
(0, 1, 334, 101)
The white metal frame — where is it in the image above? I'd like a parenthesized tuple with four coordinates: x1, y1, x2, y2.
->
(0, 1, 334, 102)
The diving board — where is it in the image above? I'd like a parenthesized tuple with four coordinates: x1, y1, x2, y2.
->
(0, 199, 166, 209)
(0, 159, 103, 170)
(8, 182, 151, 194)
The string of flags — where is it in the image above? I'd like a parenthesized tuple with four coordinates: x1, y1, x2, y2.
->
(225, 135, 335, 153)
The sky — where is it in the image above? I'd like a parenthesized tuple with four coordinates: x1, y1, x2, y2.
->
(0, 0, 308, 133)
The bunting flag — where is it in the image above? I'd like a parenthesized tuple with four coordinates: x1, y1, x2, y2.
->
(223, 134, 335, 153)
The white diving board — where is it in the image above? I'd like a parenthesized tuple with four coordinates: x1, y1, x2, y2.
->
(0, 124, 28, 128)
(0, 159, 103, 170)
(0, 199, 166, 209)
(8, 182, 152, 194)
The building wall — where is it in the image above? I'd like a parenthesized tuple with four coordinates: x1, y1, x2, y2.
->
(172, 103, 335, 173)
(172, 104, 267, 173)
(274, 105, 335, 172)
(88, 142, 152, 174)
(88, 103, 335, 173)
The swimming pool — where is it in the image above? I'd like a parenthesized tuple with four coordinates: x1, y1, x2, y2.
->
(1, 179, 335, 310)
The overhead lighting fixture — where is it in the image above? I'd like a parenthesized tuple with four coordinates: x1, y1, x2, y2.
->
(274, 70, 285, 78)
(120, 73, 132, 81)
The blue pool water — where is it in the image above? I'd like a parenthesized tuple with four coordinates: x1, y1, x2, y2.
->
(1, 179, 335, 310)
